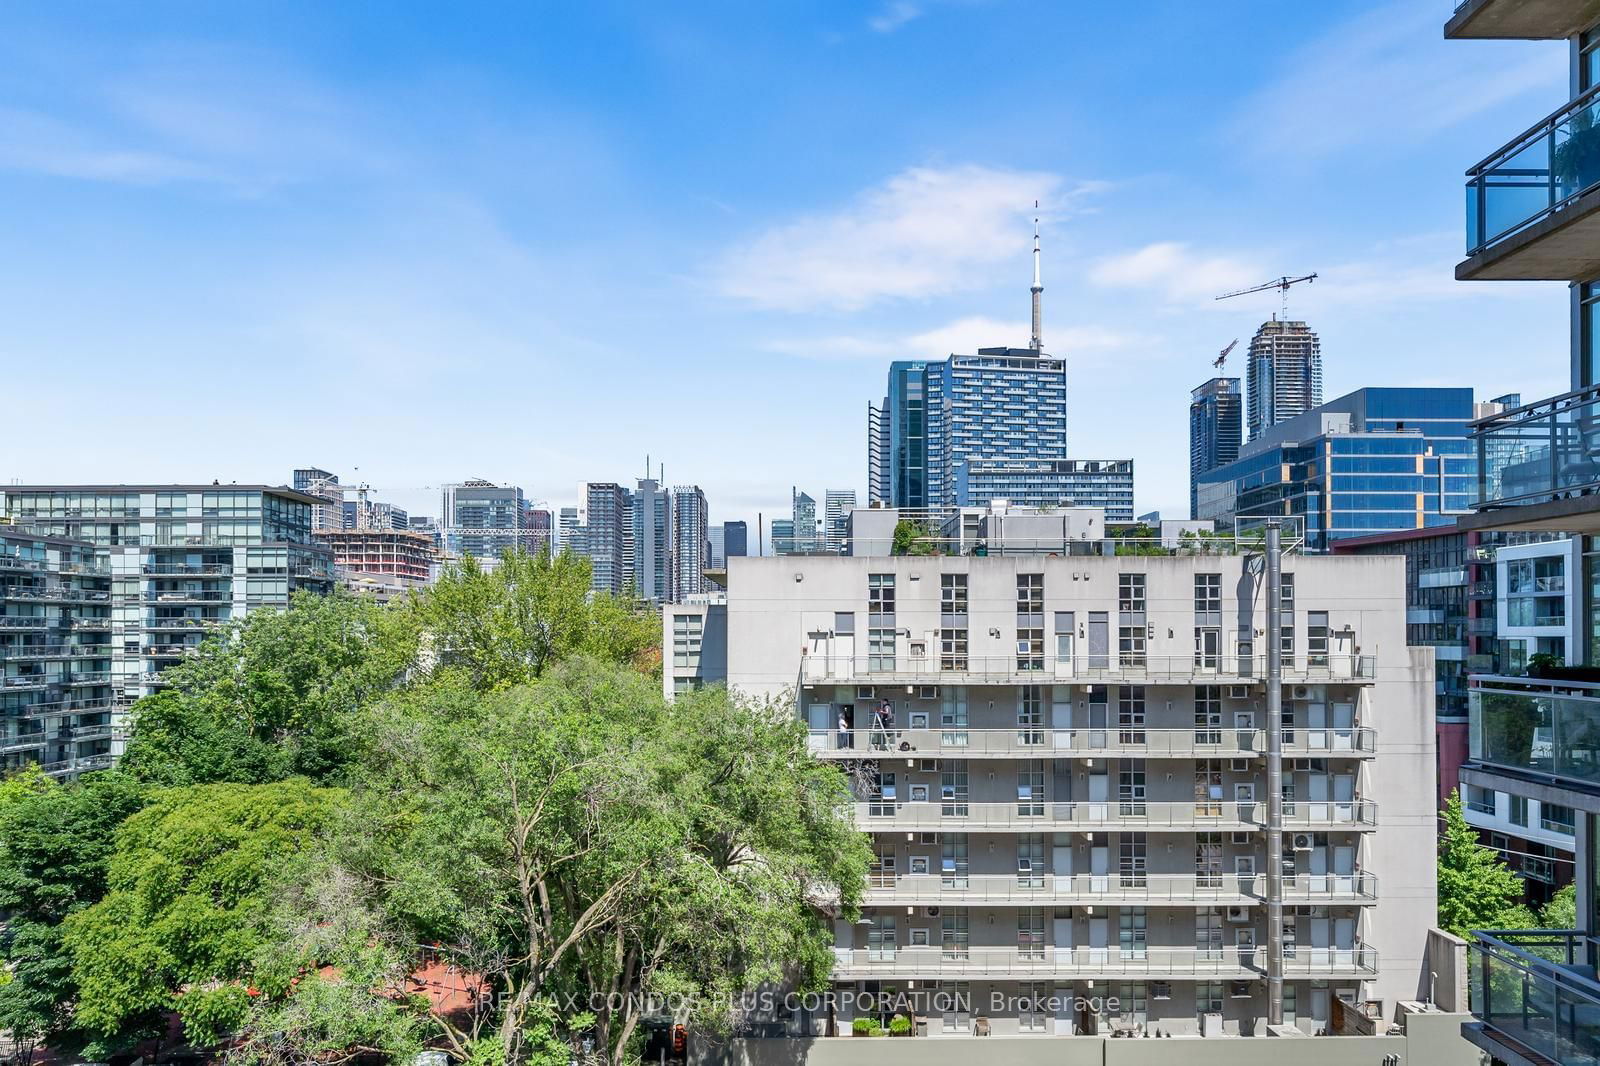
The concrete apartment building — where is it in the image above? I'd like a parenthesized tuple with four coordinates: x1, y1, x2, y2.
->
(667, 543, 1438, 1039)
(0, 526, 115, 777)
(1245, 320, 1322, 442)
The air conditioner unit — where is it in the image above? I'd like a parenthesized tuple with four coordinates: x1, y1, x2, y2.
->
(918, 685, 940, 699)
(1292, 686, 1310, 700)
(1227, 686, 1250, 700)
(919, 759, 940, 773)
(925, 905, 941, 917)
(1230, 759, 1251, 772)
(1292, 833, 1315, 851)
(857, 686, 876, 699)
(1226, 905, 1250, 923)
(1230, 832, 1253, 845)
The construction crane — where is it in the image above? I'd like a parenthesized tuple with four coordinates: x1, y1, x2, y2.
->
(1215, 273, 1319, 320)
(1213, 338, 1238, 370)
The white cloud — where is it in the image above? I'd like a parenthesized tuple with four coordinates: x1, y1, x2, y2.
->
(715, 165, 1100, 312)
(1089, 242, 1262, 305)
(869, 2, 922, 33)
(1228, 0, 1563, 162)
(0, 106, 222, 185)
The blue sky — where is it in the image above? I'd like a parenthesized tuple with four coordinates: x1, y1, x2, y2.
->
(0, 0, 1575, 531)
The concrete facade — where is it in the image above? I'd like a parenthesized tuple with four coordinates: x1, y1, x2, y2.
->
(679, 551, 1438, 1040)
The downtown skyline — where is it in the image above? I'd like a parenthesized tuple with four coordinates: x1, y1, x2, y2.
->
(0, 0, 1575, 527)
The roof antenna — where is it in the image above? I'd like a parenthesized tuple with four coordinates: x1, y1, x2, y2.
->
(1029, 201, 1043, 352)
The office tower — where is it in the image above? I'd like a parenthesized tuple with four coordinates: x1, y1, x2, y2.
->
(1190, 378, 1243, 519)
(1245, 321, 1322, 441)
(0, 527, 114, 777)
(669, 486, 710, 600)
(708, 525, 726, 569)
(869, 362, 929, 508)
(823, 490, 857, 552)
(579, 483, 630, 596)
(407, 515, 443, 552)
(770, 519, 795, 556)
(1195, 387, 1476, 551)
(557, 507, 581, 554)
(664, 549, 1436, 1037)
(630, 478, 671, 602)
(293, 467, 346, 531)
(791, 490, 819, 553)
(440, 480, 534, 566)
(723, 521, 748, 560)
(1446, 8, 1600, 1054)
(2, 486, 335, 753)
(952, 459, 1136, 522)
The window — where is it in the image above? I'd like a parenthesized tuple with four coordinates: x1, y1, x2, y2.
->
(940, 628, 968, 671)
(1017, 909, 1045, 960)
(1016, 573, 1043, 614)
(941, 764, 969, 818)
(1509, 794, 1529, 828)
(1195, 760, 1224, 818)
(1119, 624, 1146, 668)
(1017, 761, 1044, 817)
(868, 573, 895, 624)
(1119, 907, 1147, 959)
(1198, 981, 1224, 1017)
(869, 628, 896, 672)
(1466, 786, 1496, 816)
(1307, 611, 1329, 668)
(1543, 803, 1577, 835)
(1282, 985, 1297, 1027)
(1017, 834, 1045, 888)
(1196, 831, 1223, 888)
(1016, 627, 1044, 671)
(1196, 909, 1223, 959)
(1119, 760, 1147, 816)
(1018, 685, 1044, 745)
(671, 613, 703, 669)
(1017, 574, 1044, 671)
(1119, 832, 1147, 889)
(1195, 686, 1222, 744)
(866, 915, 896, 960)
(1118, 573, 1146, 614)
(940, 573, 968, 614)
(1117, 686, 1146, 744)
(1194, 573, 1222, 617)
(939, 982, 970, 1033)
(941, 910, 970, 959)
(1113, 983, 1147, 1027)
(941, 834, 969, 888)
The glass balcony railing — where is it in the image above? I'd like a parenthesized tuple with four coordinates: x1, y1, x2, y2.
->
(1470, 676, 1600, 786)
(1475, 385, 1600, 507)
(1468, 85, 1600, 256)
(1469, 930, 1600, 1066)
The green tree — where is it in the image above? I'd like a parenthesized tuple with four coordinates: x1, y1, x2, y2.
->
(1437, 789, 1536, 938)
(0, 772, 147, 1052)
(119, 591, 417, 787)
(890, 520, 937, 556)
(316, 659, 868, 1066)
(1541, 882, 1578, 929)
(410, 547, 658, 691)
(63, 780, 343, 1048)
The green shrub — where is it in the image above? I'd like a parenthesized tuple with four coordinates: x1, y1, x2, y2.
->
(889, 1014, 913, 1035)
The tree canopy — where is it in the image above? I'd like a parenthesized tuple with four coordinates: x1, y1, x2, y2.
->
(1437, 789, 1536, 939)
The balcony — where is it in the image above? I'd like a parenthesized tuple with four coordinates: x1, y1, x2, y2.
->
(1446, 0, 1600, 40)
(851, 799, 1378, 833)
(800, 653, 1376, 687)
(1461, 85, 1600, 280)
(1466, 930, 1600, 1066)
(810, 726, 1376, 760)
(863, 871, 1378, 907)
(830, 943, 1377, 981)
(1466, 386, 1600, 534)
(1470, 676, 1600, 787)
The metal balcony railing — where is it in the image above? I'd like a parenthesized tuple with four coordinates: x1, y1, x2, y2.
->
(1468, 930, 1600, 1066)
(1469, 676, 1600, 787)
(801, 653, 1375, 686)
(810, 726, 1376, 759)
(851, 799, 1378, 832)
(862, 871, 1378, 906)
(830, 943, 1377, 980)
(1475, 385, 1600, 508)
(1467, 84, 1600, 256)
